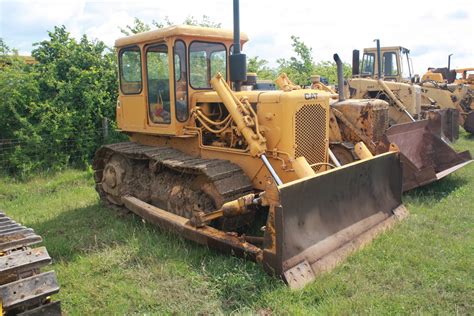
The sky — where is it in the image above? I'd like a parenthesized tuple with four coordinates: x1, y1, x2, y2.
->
(0, 0, 473, 75)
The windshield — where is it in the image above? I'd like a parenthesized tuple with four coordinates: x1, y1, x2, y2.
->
(189, 41, 227, 89)
(361, 53, 375, 76)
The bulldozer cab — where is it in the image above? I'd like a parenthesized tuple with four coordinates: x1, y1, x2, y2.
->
(359, 46, 413, 82)
(115, 25, 248, 136)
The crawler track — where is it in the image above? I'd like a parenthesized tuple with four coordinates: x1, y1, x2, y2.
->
(0, 212, 61, 315)
(92, 142, 254, 229)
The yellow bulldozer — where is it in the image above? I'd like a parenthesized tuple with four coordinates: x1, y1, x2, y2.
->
(275, 54, 471, 192)
(348, 41, 474, 136)
(421, 66, 474, 133)
(92, 1, 408, 289)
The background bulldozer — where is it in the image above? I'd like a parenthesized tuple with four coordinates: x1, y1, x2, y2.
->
(92, 1, 408, 289)
(302, 54, 472, 191)
(348, 41, 474, 136)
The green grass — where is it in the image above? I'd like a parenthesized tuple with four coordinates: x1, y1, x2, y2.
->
(0, 132, 473, 315)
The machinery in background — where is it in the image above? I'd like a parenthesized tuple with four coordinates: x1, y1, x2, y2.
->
(275, 54, 472, 192)
(330, 54, 471, 191)
(348, 41, 474, 136)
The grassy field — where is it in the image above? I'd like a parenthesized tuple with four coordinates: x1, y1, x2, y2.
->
(0, 131, 473, 315)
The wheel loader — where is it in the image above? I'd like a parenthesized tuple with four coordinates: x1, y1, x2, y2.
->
(348, 41, 474, 136)
(92, 1, 408, 289)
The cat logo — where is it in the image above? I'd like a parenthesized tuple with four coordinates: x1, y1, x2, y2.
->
(304, 93, 318, 100)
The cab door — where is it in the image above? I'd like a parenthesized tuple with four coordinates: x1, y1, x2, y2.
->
(117, 45, 147, 131)
(144, 43, 177, 135)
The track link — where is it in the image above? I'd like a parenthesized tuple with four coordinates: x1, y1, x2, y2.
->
(93, 142, 254, 228)
(0, 212, 61, 315)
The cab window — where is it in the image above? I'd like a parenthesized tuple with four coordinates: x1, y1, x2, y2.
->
(383, 52, 399, 76)
(174, 41, 188, 122)
(119, 46, 142, 94)
(146, 44, 170, 124)
(400, 51, 412, 79)
(361, 53, 375, 76)
(189, 41, 227, 89)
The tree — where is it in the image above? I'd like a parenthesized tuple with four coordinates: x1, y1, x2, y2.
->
(120, 15, 221, 36)
(119, 17, 153, 36)
(0, 26, 119, 175)
(276, 35, 351, 86)
(276, 36, 315, 86)
(182, 15, 221, 28)
(247, 56, 276, 80)
(313, 60, 351, 85)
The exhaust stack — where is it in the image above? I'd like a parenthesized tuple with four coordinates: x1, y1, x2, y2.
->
(448, 53, 453, 71)
(352, 50, 360, 76)
(333, 54, 345, 101)
(230, 0, 247, 91)
(375, 39, 382, 79)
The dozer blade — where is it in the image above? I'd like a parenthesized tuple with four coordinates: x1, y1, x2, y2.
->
(262, 152, 408, 289)
(384, 120, 472, 191)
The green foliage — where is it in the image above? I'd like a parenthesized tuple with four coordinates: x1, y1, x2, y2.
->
(247, 56, 276, 80)
(119, 17, 153, 36)
(313, 60, 352, 84)
(277, 35, 351, 86)
(0, 26, 119, 175)
(277, 36, 315, 86)
(120, 15, 221, 36)
(183, 15, 221, 28)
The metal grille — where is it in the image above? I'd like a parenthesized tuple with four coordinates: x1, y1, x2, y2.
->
(295, 104, 328, 171)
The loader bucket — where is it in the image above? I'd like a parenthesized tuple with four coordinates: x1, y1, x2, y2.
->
(262, 152, 407, 289)
(384, 120, 472, 191)
(464, 111, 474, 134)
(423, 108, 460, 142)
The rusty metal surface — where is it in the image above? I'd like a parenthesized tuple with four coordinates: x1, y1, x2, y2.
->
(93, 142, 253, 216)
(0, 271, 59, 309)
(385, 120, 472, 191)
(422, 109, 460, 142)
(0, 247, 51, 275)
(122, 195, 263, 262)
(464, 111, 474, 134)
(283, 260, 315, 289)
(0, 213, 42, 252)
(18, 301, 62, 316)
(267, 152, 404, 287)
(0, 212, 61, 314)
(332, 99, 389, 150)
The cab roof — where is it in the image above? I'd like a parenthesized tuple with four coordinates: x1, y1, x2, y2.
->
(115, 24, 249, 48)
(364, 46, 410, 53)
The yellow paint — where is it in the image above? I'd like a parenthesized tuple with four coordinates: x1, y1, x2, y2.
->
(117, 26, 331, 191)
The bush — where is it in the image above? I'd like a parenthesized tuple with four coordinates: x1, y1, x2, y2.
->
(0, 27, 118, 175)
